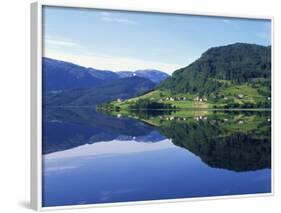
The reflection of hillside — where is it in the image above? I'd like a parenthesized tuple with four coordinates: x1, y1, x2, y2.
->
(44, 108, 271, 172)
(43, 108, 165, 154)
(156, 113, 271, 172)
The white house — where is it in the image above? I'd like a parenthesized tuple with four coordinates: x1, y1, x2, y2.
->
(237, 94, 244, 99)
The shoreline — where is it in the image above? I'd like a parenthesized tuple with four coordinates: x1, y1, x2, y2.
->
(44, 105, 271, 111)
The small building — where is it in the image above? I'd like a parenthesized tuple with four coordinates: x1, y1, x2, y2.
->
(237, 94, 244, 99)
(117, 98, 123, 103)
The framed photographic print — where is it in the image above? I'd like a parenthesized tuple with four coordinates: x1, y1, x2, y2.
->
(31, 1, 274, 210)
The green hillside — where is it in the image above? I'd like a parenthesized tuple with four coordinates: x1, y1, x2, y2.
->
(101, 43, 271, 111)
(160, 43, 271, 94)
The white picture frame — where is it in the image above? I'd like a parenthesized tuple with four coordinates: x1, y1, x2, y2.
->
(31, 1, 274, 211)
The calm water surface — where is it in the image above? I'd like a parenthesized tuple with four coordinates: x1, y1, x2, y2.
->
(42, 108, 271, 207)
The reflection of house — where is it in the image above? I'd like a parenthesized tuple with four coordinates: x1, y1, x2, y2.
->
(194, 116, 207, 121)
(210, 120, 216, 125)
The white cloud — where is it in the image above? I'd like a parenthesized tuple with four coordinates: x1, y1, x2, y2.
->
(101, 16, 137, 25)
(44, 50, 183, 74)
(99, 10, 137, 25)
(100, 11, 112, 17)
(45, 39, 78, 47)
(221, 19, 240, 30)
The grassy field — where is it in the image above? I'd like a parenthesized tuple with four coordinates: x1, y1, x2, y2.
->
(105, 109, 271, 138)
(97, 79, 271, 112)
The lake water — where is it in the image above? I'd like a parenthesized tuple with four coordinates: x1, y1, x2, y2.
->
(42, 108, 271, 207)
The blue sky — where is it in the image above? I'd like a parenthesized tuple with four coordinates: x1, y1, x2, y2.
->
(43, 6, 271, 74)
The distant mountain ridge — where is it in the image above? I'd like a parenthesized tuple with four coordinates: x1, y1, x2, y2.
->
(43, 57, 169, 91)
(44, 76, 156, 106)
(43, 57, 104, 91)
(118, 69, 169, 83)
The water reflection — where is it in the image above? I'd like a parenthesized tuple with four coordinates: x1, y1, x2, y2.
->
(155, 111, 271, 172)
(43, 108, 165, 154)
(42, 108, 271, 207)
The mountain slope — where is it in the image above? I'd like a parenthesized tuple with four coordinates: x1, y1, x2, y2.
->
(160, 43, 271, 95)
(44, 77, 156, 106)
(87, 68, 120, 81)
(43, 57, 110, 91)
(105, 43, 271, 110)
(118, 70, 169, 83)
(43, 57, 168, 92)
